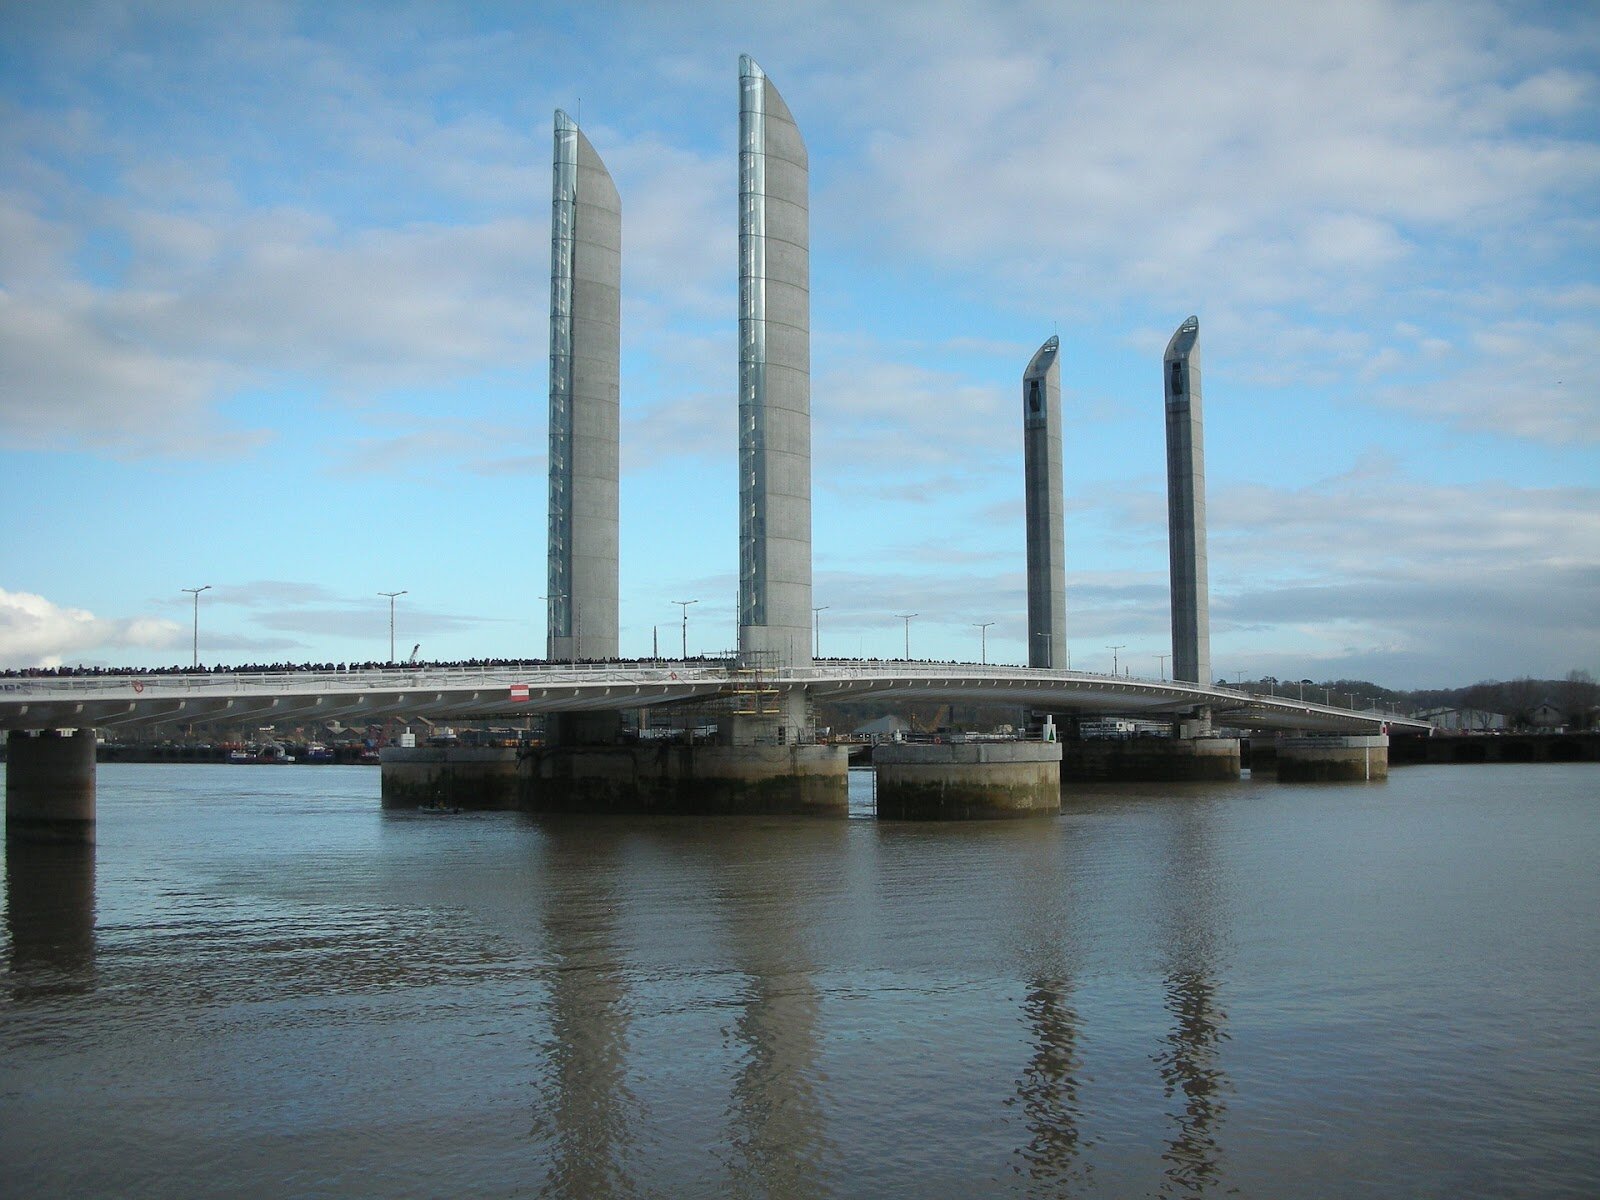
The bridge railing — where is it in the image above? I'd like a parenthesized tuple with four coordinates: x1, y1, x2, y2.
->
(0, 660, 1278, 700)
(0, 661, 1420, 726)
(0, 661, 743, 699)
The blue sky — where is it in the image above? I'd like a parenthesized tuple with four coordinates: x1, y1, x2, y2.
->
(1, 0, 1596, 689)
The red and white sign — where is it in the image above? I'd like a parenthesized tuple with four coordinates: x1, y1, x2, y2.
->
(510, 684, 530, 702)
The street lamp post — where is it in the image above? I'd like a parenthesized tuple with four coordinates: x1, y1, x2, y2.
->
(379, 590, 407, 663)
(181, 585, 211, 669)
(895, 613, 917, 660)
(813, 605, 829, 659)
(1156, 653, 1170, 681)
(973, 621, 994, 666)
(673, 599, 698, 660)
(1107, 644, 1125, 676)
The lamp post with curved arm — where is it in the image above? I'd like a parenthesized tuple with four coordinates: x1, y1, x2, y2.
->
(895, 613, 917, 660)
(673, 599, 698, 661)
(379, 591, 407, 664)
(812, 605, 829, 659)
(182, 585, 211, 669)
(973, 621, 995, 666)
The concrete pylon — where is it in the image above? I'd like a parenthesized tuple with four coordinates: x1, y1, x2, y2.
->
(737, 55, 812, 671)
(1163, 316, 1210, 688)
(548, 110, 620, 663)
(1023, 336, 1066, 669)
(6, 729, 96, 843)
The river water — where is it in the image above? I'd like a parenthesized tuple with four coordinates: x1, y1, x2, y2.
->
(2, 762, 1596, 1198)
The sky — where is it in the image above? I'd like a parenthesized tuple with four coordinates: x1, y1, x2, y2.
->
(1, 0, 1597, 690)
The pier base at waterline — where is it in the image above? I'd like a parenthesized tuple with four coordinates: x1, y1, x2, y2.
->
(379, 746, 522, 809)
(6, 729, 97, 843)
(1059, 736, 1241, 783)
(521, 742, 848, 815)
(872, 741, 1063, 820)
(1275, 735, 1389, 782)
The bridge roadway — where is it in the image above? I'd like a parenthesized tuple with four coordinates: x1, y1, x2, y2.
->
(0, 661, 1427, 736)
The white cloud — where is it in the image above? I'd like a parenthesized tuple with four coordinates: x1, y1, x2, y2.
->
(604, 133, 729, 316)
(814, 358, 1012, 474)
(0, 200, 545, 455)
(1378, 316, 1599, 443)
(0, 588, 181, 668)
(805, 0, 1600, 411)
(107, 213, 544, 380)
(1205, 472, 1600, 681)
(329, 421, 545, 479)
(0, 287, 261, 456)
(1493, 66, 1595, 122)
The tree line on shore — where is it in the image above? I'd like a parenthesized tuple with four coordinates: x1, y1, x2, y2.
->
(1225, 671, 1599, 729)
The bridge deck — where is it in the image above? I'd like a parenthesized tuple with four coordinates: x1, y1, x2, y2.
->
(0, 661, 1427, 736)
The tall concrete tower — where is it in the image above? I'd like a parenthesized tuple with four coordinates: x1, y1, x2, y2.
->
(738, 55, 812, 669)
(1023, 336, 1067, 669)
(1164, 316, 1211, 686)
(547, 110, 621, 662)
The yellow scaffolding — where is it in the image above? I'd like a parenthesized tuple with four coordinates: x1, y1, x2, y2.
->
(729, 666, 781, 716)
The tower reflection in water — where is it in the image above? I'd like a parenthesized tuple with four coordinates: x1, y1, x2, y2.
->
(526, 820, 644, 1199)
(1008, 827, 1093, 1192)
(523, 818, 837, 1199)
(5, 841, 97, 997)
(710, 822, 834, 1199)
(1013, 977, 1092, 1190)
(1153, 801, 1232, 1197)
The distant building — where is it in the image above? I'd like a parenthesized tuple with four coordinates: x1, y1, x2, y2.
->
(853, 715, 910, 741)
(1079, 717, 1173, 739)
(1418, 707, 1507, 732)
(1529, 703, 1566, 730)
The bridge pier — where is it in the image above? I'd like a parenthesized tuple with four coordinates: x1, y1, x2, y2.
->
(872, 741, 1062, 820)
(1059, 735, 1241, 783)
(6, 729, 97, 843)
(545, 710, 622, 748)
(1275, 734, 1388, 782)
(524, 689, 847, 815)
(523, 741, 847, 815)
(379, 745, 522, 809)
(6, 838, 97, 980)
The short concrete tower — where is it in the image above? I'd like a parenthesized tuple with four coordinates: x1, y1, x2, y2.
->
(547, 110, 620, 661)
(738, 55, 812, 670)
(1163, 316, 1211, 686)
(1023, 336, 1066, 669)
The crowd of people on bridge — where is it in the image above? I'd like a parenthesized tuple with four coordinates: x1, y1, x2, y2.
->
(2, 652, 1001, 680)
(2, 657, 605, 678)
